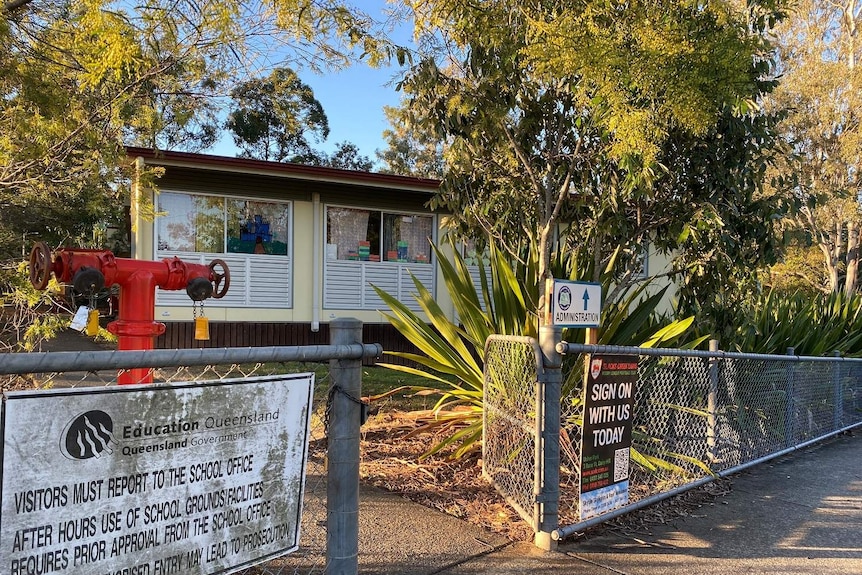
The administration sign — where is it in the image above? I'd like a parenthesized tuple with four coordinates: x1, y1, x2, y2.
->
(579, 354, 637, 521)
(552, 280, 602, 328)
(1, 374, 314, 575)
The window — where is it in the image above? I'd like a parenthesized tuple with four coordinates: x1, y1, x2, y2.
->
(324, 205, 435, 311)
(157, 192, 290, 256)
(459, 237, 489, 266)
(382, 214, 432, 263)
(634, 241, 649, 279)
(326, 207, 432, 264)
(227, 200, 289, 255)
(157, 193, 224, 252)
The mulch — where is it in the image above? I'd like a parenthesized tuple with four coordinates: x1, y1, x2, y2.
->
(360, 409, 535, 542)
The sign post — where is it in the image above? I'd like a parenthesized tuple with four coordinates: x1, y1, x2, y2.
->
(550, 280, 601, 329)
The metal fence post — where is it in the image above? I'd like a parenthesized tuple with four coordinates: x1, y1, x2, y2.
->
(707, 339, 719, 464)
(327, 318, 362, 575)
(833, 350, 843, 430)
(536, 325, 561, 551)
(785, 347, 796, 448)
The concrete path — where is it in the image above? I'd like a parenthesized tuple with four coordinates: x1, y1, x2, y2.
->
(362, 432, 862, 574)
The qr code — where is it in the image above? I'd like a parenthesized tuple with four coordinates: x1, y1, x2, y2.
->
(614, 447, 630, 482)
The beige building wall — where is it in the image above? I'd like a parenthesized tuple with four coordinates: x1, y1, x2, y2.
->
(643, 245, 677, 316)
(135, 187, 456, 326)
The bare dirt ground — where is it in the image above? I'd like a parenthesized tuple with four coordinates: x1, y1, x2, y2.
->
(359, 409, 733, 543)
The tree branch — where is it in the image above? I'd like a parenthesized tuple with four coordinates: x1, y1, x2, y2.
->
(3, 0, 34, 14)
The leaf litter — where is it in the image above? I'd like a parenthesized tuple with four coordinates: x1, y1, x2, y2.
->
(359, 409, 734, 543)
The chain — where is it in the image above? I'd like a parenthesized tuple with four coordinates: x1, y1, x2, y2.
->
(193, 299, 205, 318)
(324, 384, 369, 434)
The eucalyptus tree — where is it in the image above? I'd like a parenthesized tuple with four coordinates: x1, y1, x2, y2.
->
(377, 104, 445, 178)
(398, 0, 790, 314)
(769, 0, 862, 293)
(226, 67, 330, 162)
(317, 142, 375, 171)
(225, 71, 376, 170)
(294, 142, 376, 171)
(0, 0, 383, 260)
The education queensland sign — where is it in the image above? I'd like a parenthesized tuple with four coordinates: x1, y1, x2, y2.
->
(552, 280, 602, 328)
(579, 355, 637, 521)
(0, 374, 314, 575)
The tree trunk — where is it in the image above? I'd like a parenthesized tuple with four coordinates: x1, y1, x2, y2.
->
(844, 0, 856, 70)
(818, 242, 839, 292)
(845, 220, 859, 293)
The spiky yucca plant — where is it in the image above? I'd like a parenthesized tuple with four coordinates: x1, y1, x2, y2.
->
(374, 237, 703, 458)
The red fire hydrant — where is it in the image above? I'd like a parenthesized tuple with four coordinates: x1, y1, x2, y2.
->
(28, 242, 230, 385)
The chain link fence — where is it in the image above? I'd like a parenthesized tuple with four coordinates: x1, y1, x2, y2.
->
(482, 336, 544, 531)
(483, 338, 862, 543)
(0, 321, 377, 575)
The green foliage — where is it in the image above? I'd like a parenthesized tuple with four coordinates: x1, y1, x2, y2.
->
(374, 238, 702, 458)
(714, 289, 862, 356)
(1, 0, 386, 260)
(523, 0, 777, 165)
(297, 142, 375, 171)
(377, 104, 445, 178)
(399, 0, 790, 296)
(226, 67, 330, 163)
(2, 260, 118, 352)
(767, 0, 862, 293)
(1, 262, 70, 352)
(768, 244, 825, 296)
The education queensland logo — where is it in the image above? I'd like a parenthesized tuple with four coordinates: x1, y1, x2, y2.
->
(56, 402, 282, 462)
(59, 410, 117, 460)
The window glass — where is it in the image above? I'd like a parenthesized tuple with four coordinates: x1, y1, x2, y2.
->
(460, 237, 489, 266)
(383, 214, 432, 263)
(158, 193, 291, 256)
(326, 207, 381, 261)
(636, 241, 650, 278)
(227, 200, 290, 255)
(326, 207, 432, 263)
(157, 192, 224, 252)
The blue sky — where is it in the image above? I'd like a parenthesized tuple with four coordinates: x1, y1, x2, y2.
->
(211, 62, 405, 162)
(212, 1, 412, 164)
(301, 63, 406, 158)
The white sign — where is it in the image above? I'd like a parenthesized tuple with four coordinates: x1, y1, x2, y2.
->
(1, 374, 314, 575)
(552, 280, 602, 328)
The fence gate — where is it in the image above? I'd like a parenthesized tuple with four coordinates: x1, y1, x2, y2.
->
(482, 335, 545, 531)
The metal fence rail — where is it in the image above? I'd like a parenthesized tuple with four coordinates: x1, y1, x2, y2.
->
(483, 338, 862, 544)
(1, 318, 378, 575)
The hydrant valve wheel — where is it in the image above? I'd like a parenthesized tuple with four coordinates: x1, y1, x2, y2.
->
(209, 258, 230, 299)
(29, 242, 53, 291)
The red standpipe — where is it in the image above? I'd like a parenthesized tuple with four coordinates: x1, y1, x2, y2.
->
(29, 244, 229, 385)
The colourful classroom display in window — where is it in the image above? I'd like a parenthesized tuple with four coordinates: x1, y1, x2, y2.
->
(326, 207, 433, 263)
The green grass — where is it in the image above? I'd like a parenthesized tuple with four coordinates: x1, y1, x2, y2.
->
(150, 360, 446, 413)
(362, 365, 452, 411)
